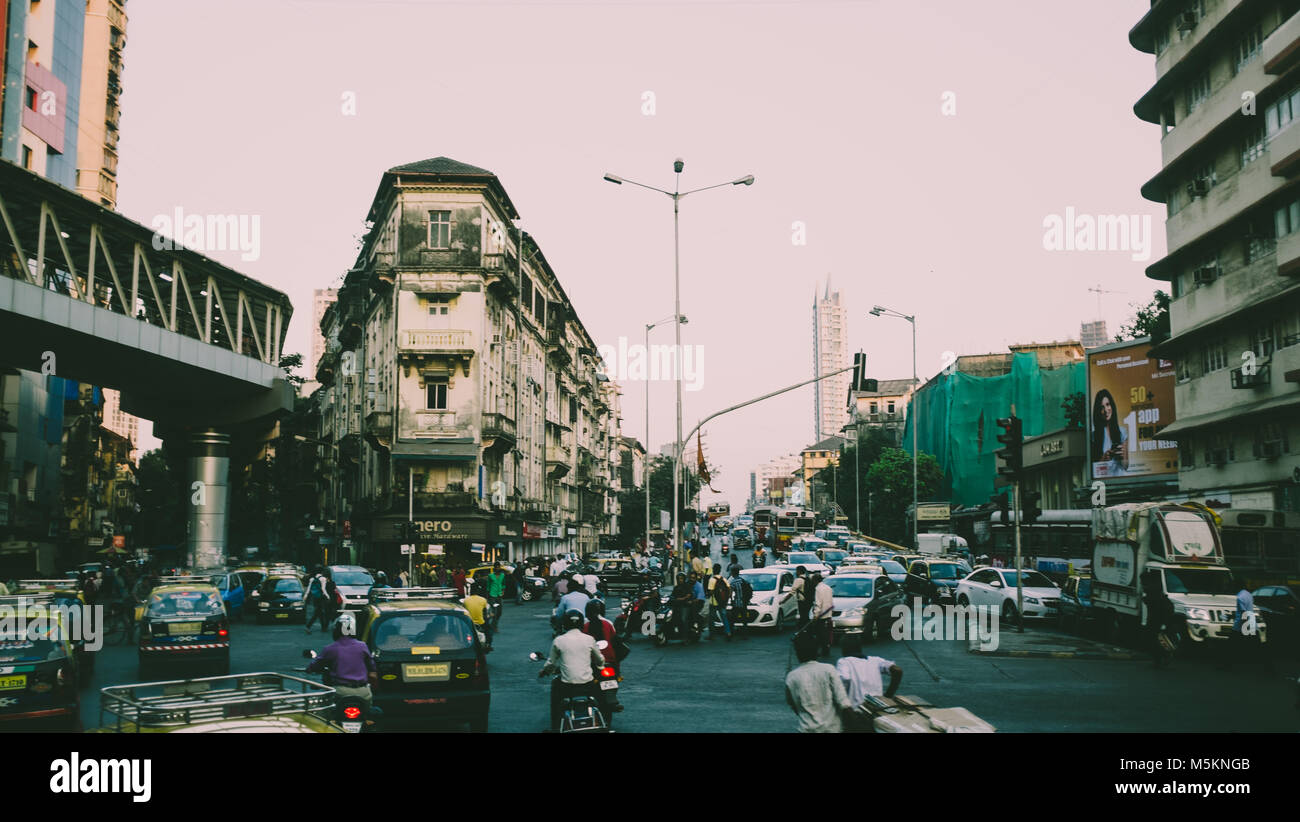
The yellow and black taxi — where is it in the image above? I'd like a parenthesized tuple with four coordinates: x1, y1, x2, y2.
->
(138, 577, 231, 679)
(254, 573, 308, 623)
(0, 593, 82, 731)
(97, 672, 344, 733)
(359, 587, 489, 732)
(11, 579, 94, 683)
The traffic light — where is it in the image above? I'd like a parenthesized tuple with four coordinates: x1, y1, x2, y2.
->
(1023, 490, 1042, 525)
(995, 416, 1023, 482)
(851, 352, 878, 393)
(990, 491, 1010, 524)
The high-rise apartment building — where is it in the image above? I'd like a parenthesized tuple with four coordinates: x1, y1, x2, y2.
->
(1130, 1, 1300, 511)
(100, 388, 137, 460)
(74, 0, 126, 208)
(309, 288, 338, 377)
(813, 276, 849, 441)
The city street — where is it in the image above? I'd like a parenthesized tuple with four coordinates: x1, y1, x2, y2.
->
(74, 536, 1298, 733)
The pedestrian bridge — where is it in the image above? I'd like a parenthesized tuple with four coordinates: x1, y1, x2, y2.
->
(0, 160, 294, 426)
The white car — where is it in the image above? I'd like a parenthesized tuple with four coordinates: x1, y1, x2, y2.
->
(736, 567, 799, 631)
(779, 551, 833, 577)
(954, 567, 1062, 620)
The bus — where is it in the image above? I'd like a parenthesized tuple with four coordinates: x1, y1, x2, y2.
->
(751, 505, 777, 546)
(707, 503, 731, 531)
(774, 507, 817, 552)
(1218, 509, 1300, 589)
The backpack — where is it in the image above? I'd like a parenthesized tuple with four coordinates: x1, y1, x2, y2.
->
(712, 576, 730, 606)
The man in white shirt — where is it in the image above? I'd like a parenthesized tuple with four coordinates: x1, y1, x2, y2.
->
(549, 555, 568, 579)
(785, 630, 854, 733)
(836, 634, 902, 731)
(540, 609, 606, 731)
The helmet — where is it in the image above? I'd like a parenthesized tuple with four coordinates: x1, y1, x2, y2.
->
(334, 612, 357, 637)
(585, 598, 605, 620)
(571, 574, 585, 587)
(375, 571, 387, 583)
(562, 609, 585, 632)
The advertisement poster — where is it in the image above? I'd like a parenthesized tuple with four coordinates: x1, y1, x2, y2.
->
(1087, 340, 1178, 481)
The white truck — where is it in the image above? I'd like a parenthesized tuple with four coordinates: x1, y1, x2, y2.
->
(1090, 502, 1264, 644)
(917, 533, 969, 558)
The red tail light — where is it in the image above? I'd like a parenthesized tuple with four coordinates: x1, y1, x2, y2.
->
(218, 628, 229, 637)
(599, 667, 615, 678)
(342, 706, 362, 719)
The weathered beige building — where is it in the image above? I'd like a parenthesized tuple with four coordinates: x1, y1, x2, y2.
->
(1131, 1, 1300, 510)
(315, 158, 621, 567)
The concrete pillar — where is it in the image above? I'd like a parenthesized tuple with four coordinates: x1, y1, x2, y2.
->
(188, 429, 231, 570)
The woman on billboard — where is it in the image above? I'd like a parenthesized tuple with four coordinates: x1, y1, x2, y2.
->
(1090, 388, 1128, 475)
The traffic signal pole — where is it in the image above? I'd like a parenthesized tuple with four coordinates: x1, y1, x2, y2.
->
(1014, 479, 1023, 633)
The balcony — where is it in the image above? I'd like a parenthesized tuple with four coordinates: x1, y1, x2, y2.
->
(107, 0, 126, 32)
(546, 443, 571, 477)
(1264, 11, 1300, 75)
(1230, 363, 1271, 389)
(482, 412, 516, 453)
(411, 410, 465, 439)
(400, 328, 472, 351)
(1270, 122, 1300, 177)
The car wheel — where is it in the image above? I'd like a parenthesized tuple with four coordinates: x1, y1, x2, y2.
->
(1001, 600, 1019, 624)
(774, 609, 785, 633)
(653, 631, 668, 648)
(957, 594, 971, 608)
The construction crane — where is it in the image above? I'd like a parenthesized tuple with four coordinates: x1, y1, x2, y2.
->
(1087, 284, 1125, 319)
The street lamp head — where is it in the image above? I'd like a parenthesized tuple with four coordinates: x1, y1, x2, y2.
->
(733, 175, 755, 186)
(603, 173, 623, 185)
(678, 315, 688, 324)
(673, 158, 684, 173)
(869, 306, 885, 316)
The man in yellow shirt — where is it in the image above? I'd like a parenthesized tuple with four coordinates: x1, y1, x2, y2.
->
(463, 581, 493, 651)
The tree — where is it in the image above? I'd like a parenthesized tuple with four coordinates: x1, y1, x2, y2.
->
(830, 427, 902, 532)
(864, 447, 943, 547)
(1062, 392, 1086, 430)
(1115, 291, 1170, 344)
(279, 352, 307, 393)
(134, 448, 187, 549)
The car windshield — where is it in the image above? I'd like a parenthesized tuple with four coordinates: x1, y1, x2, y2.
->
(371, 613, 475, 652)
(929, 564, 962, 580)
(148, 591, 223, 617)
(333, 571, 374, 587)
(787, 553, 820, 565)
(879, 560, 906, 575)
(822, 551, 847, 562)
(1078, 579, 1092, 597)
(826, 577, 873, 598)
(264, 578, 303, 594)
(999, 571, 1055, 588)
(0, 635, 64, 663)
(744, 574, 778, 592)
(1163, 569, 1238, 596)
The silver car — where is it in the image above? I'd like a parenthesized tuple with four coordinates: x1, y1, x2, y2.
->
(327, 565, 376, 612)
(826, 572, 905, 642)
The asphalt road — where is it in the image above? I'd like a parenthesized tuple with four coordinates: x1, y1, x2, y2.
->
(69, 533, 1298, 732)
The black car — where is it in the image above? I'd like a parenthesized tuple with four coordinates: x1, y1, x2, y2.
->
(904, 559, 967, 605)
(584, 557, 662, 593)
(255, 575, 308, 623)
(1253, 584, 1299, 650)
(360, 590, 489, 732)
(138, 582, 231, 678)
(0, 594, 81, 730)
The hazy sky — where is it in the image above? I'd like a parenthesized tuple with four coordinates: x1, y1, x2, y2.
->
(117, 0, 1164, 512)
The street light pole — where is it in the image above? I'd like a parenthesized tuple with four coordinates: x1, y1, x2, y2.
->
(604, 161, 754, 570)
(645, 314, 685, 558)
(870, 306, 919, 549)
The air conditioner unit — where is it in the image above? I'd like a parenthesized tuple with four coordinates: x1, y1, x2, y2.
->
(1176, 10, 1198, 32)
(1186, 178, 1210, 198)
(1207, 448, 1229, 465)
(1259, 440, 1283, 459)
(1193, 265, 1218, 285)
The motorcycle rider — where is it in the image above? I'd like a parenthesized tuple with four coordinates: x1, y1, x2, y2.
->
(670, 573, 696, 641)
(539, 609, 606, 731)
(307, 612, 377, 712)
(752, 546, 767, 568)
(553, 574, 591, 633)
(584, 598, 619, 675)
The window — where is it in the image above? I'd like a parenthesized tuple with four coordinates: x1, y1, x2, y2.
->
(426, 378, 448, 410)
(1278, 199, 1300, 238)
(1176, 356, 1196, 383)
(427, 295, 451, 316)
(1266, 88, 1298, 136)
(21, 145, 32, 170)
(521, 274, 534, 316)
(887, 401, 896, 414)
(1179, 437, 1195, 469)
(1161, 99, 1177, 135)
(1250, 323, 1276, 358)
(1240, 124, 1266, 167)
(1172, 274, 1183, 299)
(1206, 430, 1235, 463)
(1202, 339, 1228, 373)
(1235, 25, 1263, 73)
(1155, 25, 1170, 55)
(1253, 421, 1289, 456)
(427, 211, 452, 249)
(25, 86, 37, 110)
(1186, 72, 1211, 114)
(869, 402, 878, 414)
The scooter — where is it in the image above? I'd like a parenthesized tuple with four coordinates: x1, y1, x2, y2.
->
(530, 644, 620, 732)
(299, 649, 383, 733)
(652, 596, 702, 646)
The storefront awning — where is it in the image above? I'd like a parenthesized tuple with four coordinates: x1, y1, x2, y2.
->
(393, 441, 478, 461)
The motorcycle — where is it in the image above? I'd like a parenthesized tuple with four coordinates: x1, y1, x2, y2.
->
(652, 595, 702, 647)
(530, 642, 620, 733)
(299, 649, 383, 733)
(615, 585, 661, 639)
(752, 551, 767, 569)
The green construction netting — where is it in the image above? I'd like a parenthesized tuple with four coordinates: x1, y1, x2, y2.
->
(901, 354, 1085, 508)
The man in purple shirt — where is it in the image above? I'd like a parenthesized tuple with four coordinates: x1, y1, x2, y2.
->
(308, 613, 377, 710)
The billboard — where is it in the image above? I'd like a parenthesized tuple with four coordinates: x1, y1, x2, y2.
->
(1087, 340, 1178, 481)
